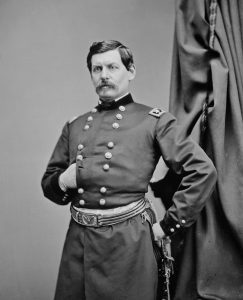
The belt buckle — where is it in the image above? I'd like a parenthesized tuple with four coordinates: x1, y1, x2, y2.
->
(77, 212, 99, 227)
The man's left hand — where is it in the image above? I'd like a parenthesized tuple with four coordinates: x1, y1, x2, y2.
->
(152, 222, 166, 246)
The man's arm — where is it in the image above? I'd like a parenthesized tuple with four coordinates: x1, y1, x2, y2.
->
(41, 122, 75, 205)
(154, 112, 217, 237)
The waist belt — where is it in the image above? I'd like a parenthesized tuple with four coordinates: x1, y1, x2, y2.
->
(70, 198, 148, 227)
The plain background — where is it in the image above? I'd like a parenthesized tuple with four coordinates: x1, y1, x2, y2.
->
(0, 1, 175, 299)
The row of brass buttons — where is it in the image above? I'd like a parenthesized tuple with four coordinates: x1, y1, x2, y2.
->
(169, 219, 186, 233)
(77, 105, 126, 206)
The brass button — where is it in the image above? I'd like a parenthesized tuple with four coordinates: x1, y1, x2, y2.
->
(107, 142, 114, 149)
(176, 224, 180, 228)
(99, 198, 106, 206)
(77, 144, 84, 150)
(87, 116, 93, 122)
(77, 154, 83, 161)
(78, 188, 84, 194)
(79, 199, 85, 206)
(84, 124, 90, 130)
(112, 122, 119, 129)
(105, 152, 112, 159)
(116, 113, 123, 120)
(119, 106, 125, 112)
(100, 187, 107, 194)
(103, 164, 110, 171)
(170, 228, 175, 233)
(91, 108, 97, 113)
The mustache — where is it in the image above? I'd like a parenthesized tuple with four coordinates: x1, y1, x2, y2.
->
(97, 81, 116, 90)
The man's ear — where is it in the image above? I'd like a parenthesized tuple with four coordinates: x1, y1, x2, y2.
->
(128, 64, 136, 81)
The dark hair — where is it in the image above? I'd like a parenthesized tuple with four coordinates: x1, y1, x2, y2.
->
(87, 40, 134, 72)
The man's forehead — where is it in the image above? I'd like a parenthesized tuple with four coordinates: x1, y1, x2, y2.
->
(91, 49, 122, 65)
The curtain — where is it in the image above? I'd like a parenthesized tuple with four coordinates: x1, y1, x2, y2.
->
(153, 0, 243, 299)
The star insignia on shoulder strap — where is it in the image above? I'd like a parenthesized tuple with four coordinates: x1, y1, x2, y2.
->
(149, 108, 166, 118)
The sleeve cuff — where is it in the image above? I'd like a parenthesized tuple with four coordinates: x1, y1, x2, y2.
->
(160, 213, 187, 237)
(50, 172, 71, 204)
(50, 172, 67, 196)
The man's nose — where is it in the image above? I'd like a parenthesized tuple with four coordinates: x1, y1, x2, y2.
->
(100, 68, 110, 79)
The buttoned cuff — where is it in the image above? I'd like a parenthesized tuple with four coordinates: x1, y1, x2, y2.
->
(50, 171, 70, 203)
(160, 213, 186, 237)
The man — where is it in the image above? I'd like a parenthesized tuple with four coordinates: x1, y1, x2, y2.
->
(41, 40, 217, 300)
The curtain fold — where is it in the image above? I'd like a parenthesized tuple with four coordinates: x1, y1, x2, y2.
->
(159, 0, 243, 299)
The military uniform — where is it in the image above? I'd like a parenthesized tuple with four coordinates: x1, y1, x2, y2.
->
(41, 93, 217, 300)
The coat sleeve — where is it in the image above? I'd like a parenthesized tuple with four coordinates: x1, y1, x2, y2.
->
(155, 112, 217, 236)
(41, 122, 71, 205)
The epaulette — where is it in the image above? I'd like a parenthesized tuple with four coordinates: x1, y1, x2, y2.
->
(149, 108, 166, 118)
(68, 116, 78, 124)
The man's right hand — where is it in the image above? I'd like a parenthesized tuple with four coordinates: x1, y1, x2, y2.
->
(59, 163, 77, 191)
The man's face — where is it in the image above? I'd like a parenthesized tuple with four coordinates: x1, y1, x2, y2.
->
(90, 49, 136, 101)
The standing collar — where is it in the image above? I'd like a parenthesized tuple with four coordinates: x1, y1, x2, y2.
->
(96, 93, 134, 111)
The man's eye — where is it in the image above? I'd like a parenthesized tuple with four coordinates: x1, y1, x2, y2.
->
(109, 65, 118, 70)
(93, 66, 102, 72)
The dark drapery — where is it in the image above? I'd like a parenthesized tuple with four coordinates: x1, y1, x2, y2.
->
(153, 0, 243, 299)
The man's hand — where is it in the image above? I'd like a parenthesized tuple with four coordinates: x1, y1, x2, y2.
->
(59, 163, 77, 191)
(152, 222, 166, 246)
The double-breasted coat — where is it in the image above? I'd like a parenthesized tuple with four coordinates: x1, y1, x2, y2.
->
(41, 93, 217, 300)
